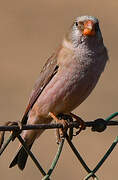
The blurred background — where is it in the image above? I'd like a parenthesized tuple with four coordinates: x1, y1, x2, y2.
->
(0, 0, 118, 179)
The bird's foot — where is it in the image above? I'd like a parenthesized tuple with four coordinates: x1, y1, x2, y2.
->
(70, 112, 86, 135)
(0, 121, 22, 149)
(7, 121, 23, 141)
(0, 121, 12, 149)
(49, 112, 69, 144)
(7, 121, 23, 130)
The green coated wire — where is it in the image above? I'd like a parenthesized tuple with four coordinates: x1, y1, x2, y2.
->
(66, 134, 99, 179)
(105, 112, 118, 122)
(66, 134, 91, 173)
(83, 174, 99, 180)
(83, 112, 118, 180)
(84, 172, 99, 180)
(93, 136, 118, 173)
(17, 135, 48, 178)
(0, 112, 118, 180)
(84, 136, 118, 180)
(93, 176, 99, 180)
(67, 112, 118, 180)
(42, 138, 65, 180)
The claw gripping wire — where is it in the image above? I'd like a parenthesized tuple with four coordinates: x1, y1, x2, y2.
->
(0, 112, 118, 180)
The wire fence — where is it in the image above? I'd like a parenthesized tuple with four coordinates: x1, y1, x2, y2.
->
(0, 112, 118, 179)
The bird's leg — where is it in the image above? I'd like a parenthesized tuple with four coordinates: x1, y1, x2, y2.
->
(55, 128, 61, 144)
(7, 121, 23, 141)
(70, 112, 86, 135)
(7, 121, 23, 130)
(0, 121, 12, 149)
(49, 112, 68, 143)
(58, 113, 74, 140)
(0, 121, 23, 148)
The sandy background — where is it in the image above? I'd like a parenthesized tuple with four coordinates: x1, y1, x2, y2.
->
(0, 0, 118, 179)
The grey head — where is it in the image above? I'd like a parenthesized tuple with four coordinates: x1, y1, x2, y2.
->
(66, 15, 103, 48)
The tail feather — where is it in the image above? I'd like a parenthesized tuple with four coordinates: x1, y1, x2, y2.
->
(9, 144, 32, 170)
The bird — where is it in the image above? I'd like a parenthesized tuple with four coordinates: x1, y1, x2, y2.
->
(9, 15, 108, 170)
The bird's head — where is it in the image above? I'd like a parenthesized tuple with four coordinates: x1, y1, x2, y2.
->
(65, 16, 103, 48)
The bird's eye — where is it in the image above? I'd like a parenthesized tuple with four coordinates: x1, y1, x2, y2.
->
(75, 21, 84, 31)
(75, 22, 78, 26)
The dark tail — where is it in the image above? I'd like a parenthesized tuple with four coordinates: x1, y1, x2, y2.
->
(9, 144, 32, 170)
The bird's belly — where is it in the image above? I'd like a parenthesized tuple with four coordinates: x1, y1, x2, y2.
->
(34, 66, 100, 117)
(53, 71, 99, 114)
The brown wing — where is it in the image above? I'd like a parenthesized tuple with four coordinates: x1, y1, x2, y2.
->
(21, 47, 61, 124)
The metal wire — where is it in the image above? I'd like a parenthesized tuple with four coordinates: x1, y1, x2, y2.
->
(17, 134, 47, 177)
(0, 120, 118, 132)
(0, 112, 118, 180)
(83, 136, 118, 180)
(42, 138, 65, 180)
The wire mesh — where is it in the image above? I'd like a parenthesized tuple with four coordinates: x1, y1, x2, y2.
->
(0, 112, 118, 179)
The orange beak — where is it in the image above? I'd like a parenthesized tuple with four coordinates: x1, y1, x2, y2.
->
(83, 20, 95, 36)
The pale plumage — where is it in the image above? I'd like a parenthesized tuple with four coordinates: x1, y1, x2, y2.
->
(9, 15, 108, 170)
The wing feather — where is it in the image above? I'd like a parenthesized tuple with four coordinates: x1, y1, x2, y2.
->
(21, 47, 61, 124)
